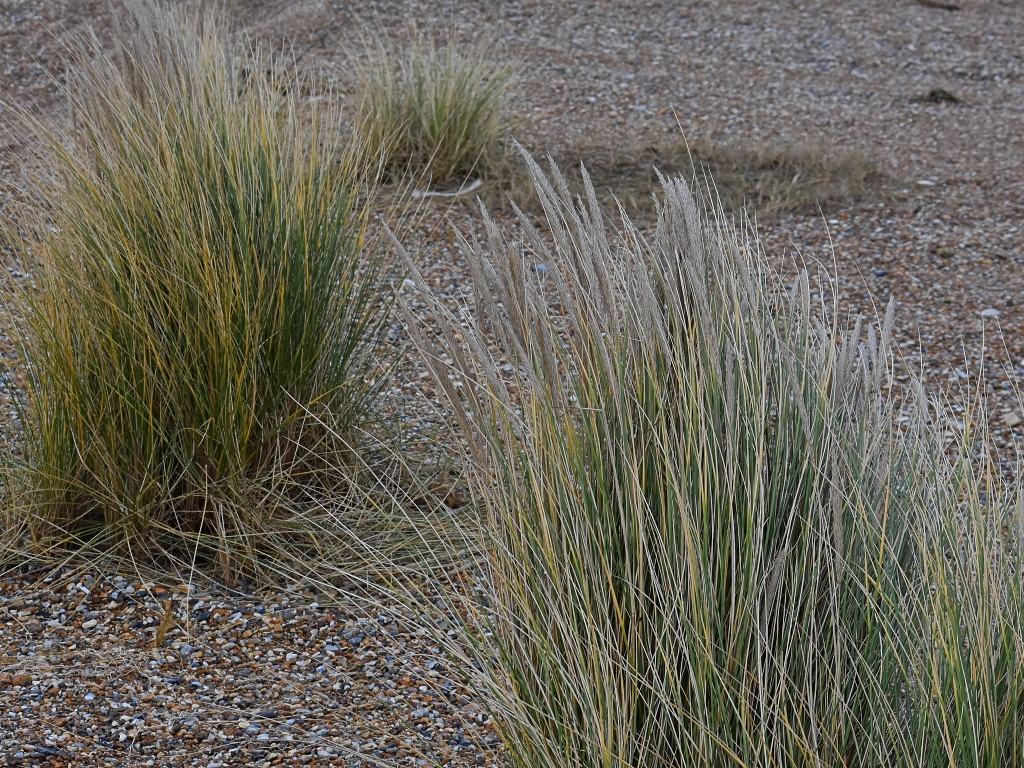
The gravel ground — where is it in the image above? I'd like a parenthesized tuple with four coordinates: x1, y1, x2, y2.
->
(2, 567, 500, 767)
(3, 0, 1024, 765)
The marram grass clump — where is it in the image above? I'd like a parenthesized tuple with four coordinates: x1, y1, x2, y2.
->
(400, 150, 1024, 768)
(0, 2, 392, 577)
(351, 25, 515, 186)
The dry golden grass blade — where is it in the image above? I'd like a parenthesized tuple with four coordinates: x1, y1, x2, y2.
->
(153, 597, 174, 650)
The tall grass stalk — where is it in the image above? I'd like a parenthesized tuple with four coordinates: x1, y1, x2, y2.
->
(351, 25, 514, 186)
(0, 2, 392, 576)
(399, 149, 1024, 767)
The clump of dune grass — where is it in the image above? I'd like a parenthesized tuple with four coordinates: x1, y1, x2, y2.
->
(0, 1, 400, 578)
(399, 148, 1024, 767)
(350, 25, 515, 187)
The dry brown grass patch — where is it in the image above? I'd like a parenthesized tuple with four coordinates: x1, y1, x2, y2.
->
(481, 138, 898, 221)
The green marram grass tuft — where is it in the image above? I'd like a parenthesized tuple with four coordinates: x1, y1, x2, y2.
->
(0, 1, 394, 578)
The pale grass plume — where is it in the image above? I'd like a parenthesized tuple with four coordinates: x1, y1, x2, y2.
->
(399, 146, 1024, 768)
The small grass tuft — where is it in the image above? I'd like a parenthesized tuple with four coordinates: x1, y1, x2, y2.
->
(349, 24, 515, 187)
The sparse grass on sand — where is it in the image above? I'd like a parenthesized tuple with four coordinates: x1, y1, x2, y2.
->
(399, 148, 1024, 768)
(484, 137, 895, 220)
